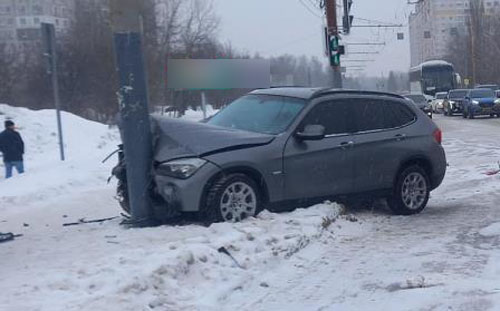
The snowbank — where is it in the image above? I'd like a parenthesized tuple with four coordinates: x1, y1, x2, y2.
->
(0, 104, 120, 211)
(0, 200, 347, 311)
(478, 222, 500, 237)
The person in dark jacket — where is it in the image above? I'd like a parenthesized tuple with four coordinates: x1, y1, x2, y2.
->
(0, 120, 25, 179)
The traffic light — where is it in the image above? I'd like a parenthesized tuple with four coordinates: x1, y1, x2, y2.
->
(329, 35, 345, 67)
(343, 0, 354, 34)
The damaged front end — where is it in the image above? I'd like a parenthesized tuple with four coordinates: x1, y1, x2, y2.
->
(110, 144, 184, 223)
(111, 115, 274, 222)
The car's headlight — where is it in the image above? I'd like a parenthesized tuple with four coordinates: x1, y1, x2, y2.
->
(495, 99, 500, 104)
(156, 158, 207, 179)
(472, 100, 480, 105)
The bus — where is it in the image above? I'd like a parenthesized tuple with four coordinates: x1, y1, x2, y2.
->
(409, 60, 460, 97)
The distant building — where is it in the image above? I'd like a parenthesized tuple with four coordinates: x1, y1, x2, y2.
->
(0, 0, 75, 51)
(409, 0, 500, 67)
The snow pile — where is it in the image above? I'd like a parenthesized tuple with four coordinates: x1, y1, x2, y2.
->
(0, 202, 348, 311)
(478, 222, 500, 237)
(0, 104, 120, 210)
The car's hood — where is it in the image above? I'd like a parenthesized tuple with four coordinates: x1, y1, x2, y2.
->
(472, 97, 496, 104)
(152, 116, 275, 163)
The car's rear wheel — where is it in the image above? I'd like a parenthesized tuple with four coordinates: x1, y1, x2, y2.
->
(387, 165, 430, 215)
(468, 110, 475, 119)
(203, 173, 262, 223)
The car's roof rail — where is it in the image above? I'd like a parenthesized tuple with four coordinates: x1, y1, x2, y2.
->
(311, 88, 406, 100)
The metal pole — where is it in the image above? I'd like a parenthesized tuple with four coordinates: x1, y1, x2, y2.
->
(201, 91, 207, 119)
(325, 0, 342, 88)
(41, 23, 65, 161)
(110, 0, 153, 226)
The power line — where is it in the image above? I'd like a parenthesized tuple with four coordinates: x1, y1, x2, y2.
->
(298, 0, 323, 18)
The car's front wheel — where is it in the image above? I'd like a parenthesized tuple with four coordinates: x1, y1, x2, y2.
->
(387, 165, 430, 215)
(204, 173, 262, 223)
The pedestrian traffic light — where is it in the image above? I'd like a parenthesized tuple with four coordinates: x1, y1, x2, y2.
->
(343, 0, 354, 34)
(329, 35, 344, 67)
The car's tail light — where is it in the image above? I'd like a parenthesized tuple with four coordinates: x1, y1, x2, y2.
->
(433, 129, 442, 145)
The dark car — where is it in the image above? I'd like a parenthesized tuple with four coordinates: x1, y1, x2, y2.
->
(443, 89, 468, 116)
(462, 88, 500, 119)
(114, 88, 447, 223)
(403, 94, 433, 118)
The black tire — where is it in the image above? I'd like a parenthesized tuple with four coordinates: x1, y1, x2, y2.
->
(468, 110, 475, 119)
(387, 165, 430, 215)
(462, 111, 467, 118)
(203, 173, 263, 223)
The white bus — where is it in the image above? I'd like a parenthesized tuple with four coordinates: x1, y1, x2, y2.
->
(409, 60, 460, 97)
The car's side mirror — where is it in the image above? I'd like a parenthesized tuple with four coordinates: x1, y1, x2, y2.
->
(296, 124, 326, 141)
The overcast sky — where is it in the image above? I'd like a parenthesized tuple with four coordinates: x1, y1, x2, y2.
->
(212, 0, 413, 77)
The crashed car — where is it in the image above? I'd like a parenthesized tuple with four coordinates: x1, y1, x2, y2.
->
(114, 88, 447, 223)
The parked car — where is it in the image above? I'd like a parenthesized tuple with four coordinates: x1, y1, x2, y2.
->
(462, 88, 500, 119)
(443, 89, 468, 116)
(431, 92, 448, 113)
(113, 88, 447, 223)
(403, 94, 433, 118)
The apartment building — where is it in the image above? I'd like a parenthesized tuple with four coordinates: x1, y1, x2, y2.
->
(409, 0, 500, 67)
(0, 0, 75, 50)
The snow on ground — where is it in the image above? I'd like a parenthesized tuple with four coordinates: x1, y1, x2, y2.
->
(2, 106, 500, 311)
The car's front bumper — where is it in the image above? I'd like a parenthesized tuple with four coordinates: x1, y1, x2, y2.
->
(469, 104, 500, 115)
(154, 161, 221, 212)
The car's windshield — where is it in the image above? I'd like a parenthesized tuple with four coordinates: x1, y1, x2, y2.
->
(435, 93, 447, 99)
(470, 89, 495, 98)
(207, 94, 306, 135)
(449, 90, 468, 99)
(405, 95, 426, 103)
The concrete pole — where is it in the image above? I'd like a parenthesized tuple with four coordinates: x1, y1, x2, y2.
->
(110, 0, 154, 226)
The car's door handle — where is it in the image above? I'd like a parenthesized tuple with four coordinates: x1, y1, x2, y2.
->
(395, 134, 407, 141)
(340, 141, 354, 149)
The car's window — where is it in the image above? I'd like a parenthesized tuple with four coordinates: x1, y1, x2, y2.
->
(384, 101, 416, 128)
(449, 90, 468, 99)
(207, 94, 306, 135)
(470, 89, 495, 98)
(351, 98, 386, 132)
(299, 100, 351, 135)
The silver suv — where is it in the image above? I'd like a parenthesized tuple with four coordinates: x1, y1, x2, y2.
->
(114, 88, 447, 223)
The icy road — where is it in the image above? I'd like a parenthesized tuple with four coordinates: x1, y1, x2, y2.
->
(1, 108, 500, 311)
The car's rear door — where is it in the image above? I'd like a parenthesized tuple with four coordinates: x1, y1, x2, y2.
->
(350, 97, 417, 192)
(283, 99, 355, 201)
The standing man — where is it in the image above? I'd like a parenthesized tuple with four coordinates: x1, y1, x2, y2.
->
(0, 120, 25, 179)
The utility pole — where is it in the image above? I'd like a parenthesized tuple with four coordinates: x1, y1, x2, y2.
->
(325, 0, 342, 88)
(110, 0, 154, 226)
